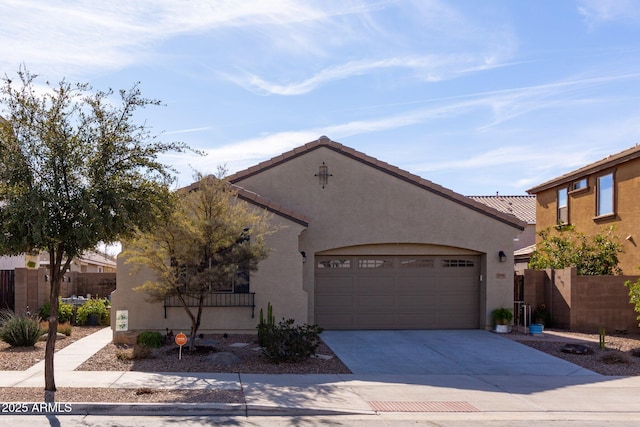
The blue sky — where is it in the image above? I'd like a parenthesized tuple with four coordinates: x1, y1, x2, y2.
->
(2, 0, 640, 196)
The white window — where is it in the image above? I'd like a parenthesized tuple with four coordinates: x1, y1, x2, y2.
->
(557, 188, 568, 225)
(572, 178, 587, 191)
(318, 259, 351, 269)
(358, 259, 392, 268)
(597, 173, 614, 216)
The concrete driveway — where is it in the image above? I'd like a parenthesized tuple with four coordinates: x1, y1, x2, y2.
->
(321, 330, 599, 376)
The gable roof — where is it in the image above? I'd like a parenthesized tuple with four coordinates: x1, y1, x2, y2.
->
(468, 195, 536, 224)
(227, 136, 525, 230)
(180, 179, 310, 227)
(527, 144, 640, 194)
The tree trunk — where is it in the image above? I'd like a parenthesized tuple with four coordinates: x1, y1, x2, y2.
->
(43, 250, 72, 402)
(176, 292, 198, 352)
(44, 271, 60, 402)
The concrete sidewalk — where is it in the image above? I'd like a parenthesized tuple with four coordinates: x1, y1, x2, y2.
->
(4, 327, 640, 420)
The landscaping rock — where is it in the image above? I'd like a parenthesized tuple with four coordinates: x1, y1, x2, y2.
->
(194, 338, 218, 347)
(39, 332, 67, 341)
(113, 331, 139, 345)
(560, 343, 593, 355)
(204, 351, 242, 366)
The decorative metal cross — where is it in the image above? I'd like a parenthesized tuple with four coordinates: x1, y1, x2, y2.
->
(315, 162, 332, 188)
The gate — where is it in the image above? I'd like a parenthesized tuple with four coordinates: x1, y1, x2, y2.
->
(0, 270, 15, 311)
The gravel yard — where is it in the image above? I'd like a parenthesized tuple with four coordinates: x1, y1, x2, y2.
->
(0, 326, 104, 371)
(3, 326, 640, 403)
(508, 329, 640, 376)
(77, 333, 352, 374)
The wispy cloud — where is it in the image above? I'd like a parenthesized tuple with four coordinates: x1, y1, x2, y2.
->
(577, 0, 640, 28)
(163, 127, 211, 136)
(161, 68, 640, 187)
(0, 0, 372, 77)
(226, 54, 515, 95)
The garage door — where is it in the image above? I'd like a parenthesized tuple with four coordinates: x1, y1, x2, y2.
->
(315, 255, 480, 329)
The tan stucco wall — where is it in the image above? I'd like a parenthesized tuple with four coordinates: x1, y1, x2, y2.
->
(534, 159, 640, 274)
(234, 146, 521, 329)
(111, 213, 306, 336)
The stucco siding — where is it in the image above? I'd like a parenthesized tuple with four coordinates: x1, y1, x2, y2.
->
(234, 146, 520, 329)
(534, 158, 640, 274)
(111, 210, 307, 335)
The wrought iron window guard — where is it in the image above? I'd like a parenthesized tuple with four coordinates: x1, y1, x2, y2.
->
(164, 292, 256, 318)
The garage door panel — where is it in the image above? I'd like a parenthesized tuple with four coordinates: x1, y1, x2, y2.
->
(316, 314, 352, 329)
(354, 314, 395, 329)
(355, 276, 394, 294)
(397, 313, 438, 328)
(397, 295, 438, 308)
(315, 255, 480, 329)
(439, 312, 478, 328)
(355, 295, 395, 311)
(316, 276, 354, 294)
(396, 276, 438, 293)
(315, 295, 353, 311)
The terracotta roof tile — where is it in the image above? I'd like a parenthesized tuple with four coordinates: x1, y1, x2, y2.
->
(178, 178, 310, 227)
(468, 195, 536, 224)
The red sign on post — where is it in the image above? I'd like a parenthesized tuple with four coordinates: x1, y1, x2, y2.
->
(175, 332, 187, 346)
(175, 332, 187, 360)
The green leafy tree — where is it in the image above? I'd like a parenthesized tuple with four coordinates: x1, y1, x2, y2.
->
(0, 67, 191, 401)
(625, 277, 640, 327)
(528, 225, 623, 275)
(125, 173, 274, 351)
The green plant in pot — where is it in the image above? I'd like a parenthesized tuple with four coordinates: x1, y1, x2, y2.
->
(492, 307, 513, 333)
(532, 304, 549, 326)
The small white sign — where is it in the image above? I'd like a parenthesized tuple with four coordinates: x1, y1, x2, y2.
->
(115, 310, 128, 331)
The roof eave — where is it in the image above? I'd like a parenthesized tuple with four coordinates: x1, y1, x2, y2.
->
(527, 145, 640, 194)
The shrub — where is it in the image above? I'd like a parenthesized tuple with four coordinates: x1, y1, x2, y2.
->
(116, 344, 153, 360)
(257, 302, 275, 347)
(260, 318, 323, 363)
(39, 321, 73, 336)
(76, 299, 110, 326)
(58, 322, 73, 336)
(491, 308, 513, 325)
(0, 310, 44, 347)
(38, 299, 74, 324)
(137, 331, 163, 348)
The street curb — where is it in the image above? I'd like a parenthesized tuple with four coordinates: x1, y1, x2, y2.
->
(3, 402, 376, 417)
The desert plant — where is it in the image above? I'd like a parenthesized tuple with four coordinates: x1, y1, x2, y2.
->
(491, 307, 513, 325)
(257, 302, 275, 347)
(76, 299, 110, 326)
(57, 322, 73, 336)
(0, 310, 45, 347)
(261, 318, 323, 363)
(532, 304, 550, 325)
(38, 299, 74, 324)
(116, 344, 153, 360)
(137, 331, 164, 348)
(41, 321, 73, 337)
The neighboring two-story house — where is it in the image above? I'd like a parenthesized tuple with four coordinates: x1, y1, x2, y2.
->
(469, 194, 536, 274)
(527, 145, 640, 274)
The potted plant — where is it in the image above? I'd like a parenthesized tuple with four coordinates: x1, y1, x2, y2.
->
(530, 304, 548, 335)
(492, 307, 513, 333)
